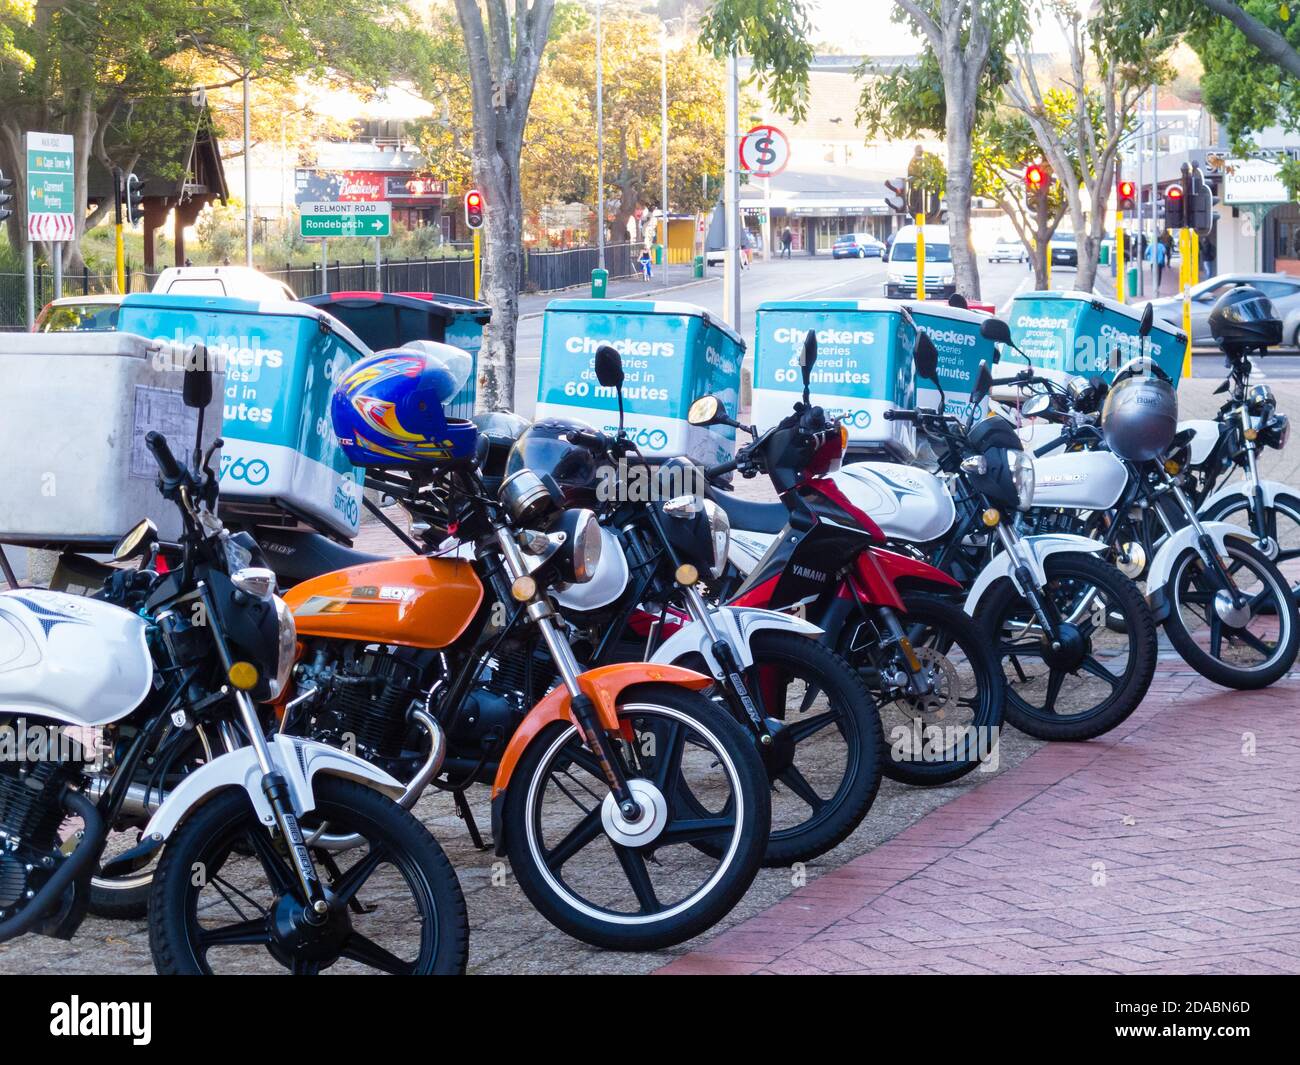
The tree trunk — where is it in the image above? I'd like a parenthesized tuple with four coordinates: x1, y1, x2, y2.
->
(476, 140, 525, 411)
(944, 97, 981, 301)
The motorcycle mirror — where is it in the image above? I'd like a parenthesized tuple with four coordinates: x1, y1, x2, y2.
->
(1138, 302, 1154, 338)
(113, 518, 158, 563)
(979, 317, 1013, 346)
(594, 344, 625, 389)
(1214, 379, 1229, 395)
(801, 331, 817, 404)
(914, 331, 940, 383)
(182, 345, 212, 408)
(969, 361, 993, 405)
(594, 344, 626, 435)
(688, 394, 725, 426)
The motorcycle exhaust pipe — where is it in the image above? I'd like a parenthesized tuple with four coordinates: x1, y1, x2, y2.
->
(84, 777, 166, 818)
(307, 708, 446, 852)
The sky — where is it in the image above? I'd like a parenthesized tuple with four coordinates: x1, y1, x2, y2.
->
(808, 0, 1072, 56)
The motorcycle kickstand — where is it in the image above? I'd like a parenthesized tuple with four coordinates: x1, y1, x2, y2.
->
(454, 788, 488, 851)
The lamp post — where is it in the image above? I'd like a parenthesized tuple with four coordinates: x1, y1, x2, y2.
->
(660, 23, 669, 286)
(595, 0, 605, 270)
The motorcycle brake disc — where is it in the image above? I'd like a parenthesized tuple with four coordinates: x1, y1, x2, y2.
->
(895, 646, 961, 724)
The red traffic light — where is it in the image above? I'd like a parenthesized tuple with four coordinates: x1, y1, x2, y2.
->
(1025, 164, 1046, 190)
(1118, 181, 1135, 199)
(1166, 184, 1183, 200)
(464, 189, 484, 230)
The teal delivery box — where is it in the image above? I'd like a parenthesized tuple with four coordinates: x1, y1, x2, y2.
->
(116, 293, 369, 540)
(1007, 290, 1187, 387)
(754, 299, 917, 460)
(536, 299, 743, 466)
(903, 300, 996, 415)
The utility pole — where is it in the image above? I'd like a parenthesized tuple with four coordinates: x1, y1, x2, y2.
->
(660, 24, 669, 287)
(723, 50, 740, 329)
(243, 59, 253, 267)
(595, 0, 605, 270)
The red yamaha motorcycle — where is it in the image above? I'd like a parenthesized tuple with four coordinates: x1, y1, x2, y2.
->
(691, 335, 1003, 785)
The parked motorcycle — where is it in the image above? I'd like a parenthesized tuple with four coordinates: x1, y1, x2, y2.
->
(0, 362, 468, 974)
(867, 331, 1157, 741)
(276, 347, 770, 950)
(1013, 351, 1300, 690)
(502, 344, 883, 866)
(690, 333, 1003, 782)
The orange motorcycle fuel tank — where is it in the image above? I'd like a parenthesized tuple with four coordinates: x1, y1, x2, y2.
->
(283, 556, 485, 648)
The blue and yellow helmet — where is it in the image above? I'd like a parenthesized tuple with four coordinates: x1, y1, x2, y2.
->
(331, 346, 478, 469)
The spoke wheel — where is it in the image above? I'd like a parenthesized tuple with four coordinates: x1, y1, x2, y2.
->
(148, 777, 467, 975)
(978, 553, 1157, 741)
(1164, 538, 1300, 689)
(503, 683, 768, 951)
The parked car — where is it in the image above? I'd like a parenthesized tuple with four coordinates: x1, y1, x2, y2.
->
(705, 230, 757, 266)
(1141, 272, 1300, 346)
(884, 224, 955, 299)
(33, 294, 123, 332)
(1049, 232, 1078, 267)
(988, 236, 1028, 263)
(152, 265, 296, 301)
(832, 232, 886, 259)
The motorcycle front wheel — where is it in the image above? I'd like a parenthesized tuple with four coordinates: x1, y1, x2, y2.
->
(148, 777, 468, 975)
(1163, 538, 1300, 689)
(978, 553, 1157, 741)
(502, 682, 769, 951)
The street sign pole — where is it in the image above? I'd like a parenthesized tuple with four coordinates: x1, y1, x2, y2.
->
(375, 236, 383, 291)
(23, 242, 34, 330)
(723, 49, 740, 330)
(1116, 207, 1126, 302)
(1181, 227, 1192, 377)
(53, 246, 61, 300)
(321, 238, 328, 295)
(26, 130, 74, 312)
(915, 212, 926, 301)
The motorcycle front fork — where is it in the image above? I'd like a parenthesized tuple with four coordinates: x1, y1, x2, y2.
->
(993, 523, 1069, 649)
(679, 584, 773, 746)
(1158, 473, 1248, 611)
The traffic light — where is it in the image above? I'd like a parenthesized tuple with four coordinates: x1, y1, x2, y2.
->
(907, 183, 923, 217)
(1117, 179, 1136, 211)
(0, 169, 12, 223)
(884, 177, 906, 215)
(124, 172, 143, 225)
(464, 188, 484, 230)
(1164, 183, 1185, 228)
(1187, 164, 1213, 235)
(1025, 163, 1048, 193)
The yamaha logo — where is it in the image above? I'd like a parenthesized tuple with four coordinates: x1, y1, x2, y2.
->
(791, 564, 827, 582)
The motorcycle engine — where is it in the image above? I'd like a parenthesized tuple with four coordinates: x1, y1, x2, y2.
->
(302, 648, 430, 771)
(0, 727, 84, 918)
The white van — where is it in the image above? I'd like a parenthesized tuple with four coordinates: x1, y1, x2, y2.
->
(152, 266, 296, 302)
(885, 224, 956, 300)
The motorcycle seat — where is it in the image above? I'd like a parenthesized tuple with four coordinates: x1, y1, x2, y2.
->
(705, 484, 789, 534)
(255, 527, 387, 588)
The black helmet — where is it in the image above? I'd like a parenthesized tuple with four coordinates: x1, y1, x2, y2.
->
(1208, 285, 1282, 353)
(1102, 373, 1178, 462)
(505, 417, 605, 509)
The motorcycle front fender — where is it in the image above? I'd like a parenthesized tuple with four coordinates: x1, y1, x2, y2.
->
(651, 605, 824, 678)
(141, 734, 406, 843)
(1144, 521, 1253, 622)
(963, 533, 1107, 616)
(1200, 479, 1290, 516)
(488, 662, 713, 855)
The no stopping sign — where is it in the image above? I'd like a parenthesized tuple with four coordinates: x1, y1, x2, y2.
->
(739, 125, 790, 179)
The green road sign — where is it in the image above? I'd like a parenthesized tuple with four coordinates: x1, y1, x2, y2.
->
(26, 131, 75, 241)
(300, 201, 392, 238)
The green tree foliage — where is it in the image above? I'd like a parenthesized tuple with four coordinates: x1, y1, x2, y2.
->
(700, 0, 815, 120)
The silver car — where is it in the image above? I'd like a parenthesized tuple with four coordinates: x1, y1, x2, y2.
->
(1141, 272, 1300, 346)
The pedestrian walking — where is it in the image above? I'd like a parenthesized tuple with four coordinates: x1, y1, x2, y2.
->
(1147, 237, 1169, 291)
(1201, 235, 1217, 279)
(781, 226, 793, 259)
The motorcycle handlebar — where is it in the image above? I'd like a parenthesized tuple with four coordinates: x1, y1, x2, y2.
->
(705, 457, 739, 479)
(146, 431, 185, 482)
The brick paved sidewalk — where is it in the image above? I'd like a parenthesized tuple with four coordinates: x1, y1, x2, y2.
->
(660, 668, 1300, 975)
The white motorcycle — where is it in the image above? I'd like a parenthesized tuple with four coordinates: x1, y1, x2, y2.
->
(716, 332, 1158, 742)
(0, 366, 467, 975)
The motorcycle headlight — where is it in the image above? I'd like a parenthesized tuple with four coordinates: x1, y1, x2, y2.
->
(267, 594, 297, 700)
(1264, 413, 1290, 451)
(570, 509, 603, 583)
(1246, 384, 1276, 416)
(702, 498, 731, 578)
(1009, 450, 1036, 510)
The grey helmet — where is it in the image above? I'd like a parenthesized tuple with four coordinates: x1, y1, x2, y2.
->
(1102, 372, 1178, 462)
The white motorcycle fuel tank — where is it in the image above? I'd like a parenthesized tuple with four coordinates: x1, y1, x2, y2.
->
(0, 589, 153, 727)
(832, 462, 956, 543)
(1031, 450, 1128, 511)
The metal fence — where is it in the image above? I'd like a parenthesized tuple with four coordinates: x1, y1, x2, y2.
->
(0, 241, 646, 329)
